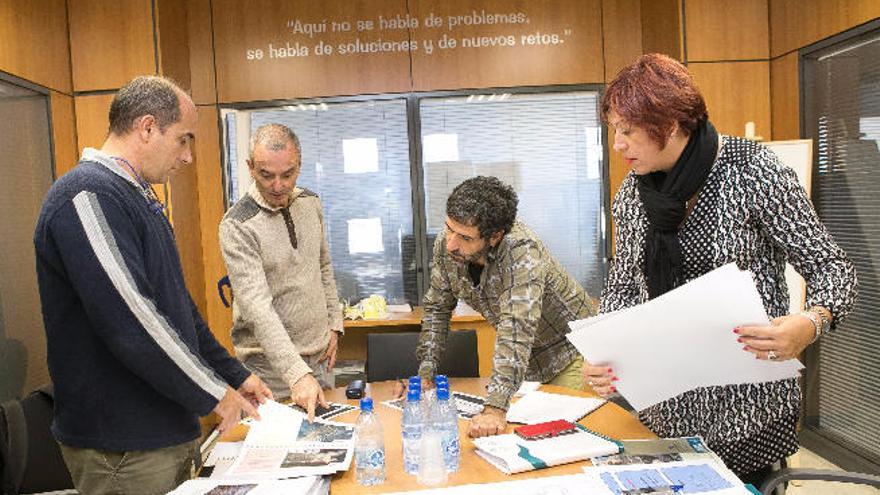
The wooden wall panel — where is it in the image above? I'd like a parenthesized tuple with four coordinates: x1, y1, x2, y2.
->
(50, 91, 79, 177)
(602, 0, 643, 82)
(770, 0, 880, 57)
(68, 0, 156, 91)
(409, 0, 604, 90)
(186, 0, 217, 105)
(771, 52, 799, 141)
(212, 0, 411, 102)
(192, 105, 234, 352)
(640, 0, 682, 60)
(0, 0, 72, 93)
(73, 93, 112, 150)
(156, 0, 192, 90)
(685, 0, 769, 61)
(689, 61, 771, 139)
(169, 149, 206, 320)
(602, 0, 642, 213)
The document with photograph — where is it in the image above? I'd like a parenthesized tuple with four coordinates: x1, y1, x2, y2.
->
(582, 459, 754, 494)
(591, 436, 724, 466)
(221, 400, 355, 479)
(288, 401, 357, 421)
(567, 263, 804, 411)
(382, 390, 485, 419)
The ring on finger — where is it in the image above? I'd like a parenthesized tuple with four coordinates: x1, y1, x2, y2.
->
(767, 350, 778, 361)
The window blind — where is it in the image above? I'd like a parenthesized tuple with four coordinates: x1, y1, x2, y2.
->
(803, 30, 880, 469)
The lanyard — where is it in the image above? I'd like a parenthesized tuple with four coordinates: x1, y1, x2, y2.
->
(111, 156, 166, 215)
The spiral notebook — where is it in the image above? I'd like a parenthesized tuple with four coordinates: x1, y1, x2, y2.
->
(473, 424, 621, 474)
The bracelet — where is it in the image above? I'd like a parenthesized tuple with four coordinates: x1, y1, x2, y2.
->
(799, 307, 830, 344)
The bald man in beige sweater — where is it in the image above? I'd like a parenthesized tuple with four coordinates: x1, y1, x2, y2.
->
(220, 124, 343, 421)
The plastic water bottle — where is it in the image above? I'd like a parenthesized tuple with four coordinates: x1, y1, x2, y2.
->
(354, 397, 385, 486)
(436, 386, 461, 472)
(417, 401, 448, 486)
(402, 387, 423, 474)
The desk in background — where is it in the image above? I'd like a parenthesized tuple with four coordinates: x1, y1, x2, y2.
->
(220, 379, 655, 494)
(340, 308, 496, 378)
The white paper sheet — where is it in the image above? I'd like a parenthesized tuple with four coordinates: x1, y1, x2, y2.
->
(168, 476, 321, 495)
(382, 473, 597, 495)
(505, 391, 605, 424)
(567, 263, 803, 411)
(512, 381, 541, 397)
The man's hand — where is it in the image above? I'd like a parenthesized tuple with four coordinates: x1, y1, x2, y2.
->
(291, 373, 328, 422)
(238, 374, 273, 408)
(468, 405, 507, 438)
(213, 387, 259, 433)
(318, 331, 340, 371)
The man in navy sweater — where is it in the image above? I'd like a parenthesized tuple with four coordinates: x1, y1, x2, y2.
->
(34, 76, 272, 494)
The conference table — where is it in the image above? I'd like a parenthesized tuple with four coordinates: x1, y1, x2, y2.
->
(220, 378, 656, 494)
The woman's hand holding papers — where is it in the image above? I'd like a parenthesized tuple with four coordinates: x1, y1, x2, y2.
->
(582, 361, 618, 398)
(735, 313, 819, 362)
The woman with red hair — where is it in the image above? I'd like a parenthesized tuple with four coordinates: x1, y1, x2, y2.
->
(584, 53, 856, 486)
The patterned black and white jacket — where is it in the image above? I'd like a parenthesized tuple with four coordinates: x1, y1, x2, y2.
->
(602, 135, 857, 475)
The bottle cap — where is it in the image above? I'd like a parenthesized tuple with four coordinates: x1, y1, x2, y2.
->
(407, 388, 421, 402)
(435, 374, 448, 385)
(360, 397, 374, 411)
(436, 387, 450, 400)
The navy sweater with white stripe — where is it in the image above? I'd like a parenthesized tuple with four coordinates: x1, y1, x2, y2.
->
(34, 153, 249, 451)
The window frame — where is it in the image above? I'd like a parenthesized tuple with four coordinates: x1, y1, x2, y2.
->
(218, 83, 611, 304)
(799, 17, 880, 475)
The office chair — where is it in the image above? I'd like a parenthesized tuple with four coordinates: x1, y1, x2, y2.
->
(0, 385, 76, 494)
(366, 330, 479, 382)
(760, 468, 880, 495)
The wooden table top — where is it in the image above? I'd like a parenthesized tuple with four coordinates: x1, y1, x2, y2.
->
(220, 379, 654, 493)
(343, 307, 486, 328)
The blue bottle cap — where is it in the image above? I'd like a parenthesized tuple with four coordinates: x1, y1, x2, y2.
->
(407, 388, 421, 402)
(360, 397, 374, 411)
(435, 374, 448, 384)
(409, 376, 421, 384)
(436, 387, 450, 400)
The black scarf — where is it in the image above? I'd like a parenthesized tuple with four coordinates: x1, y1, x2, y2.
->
(637, 119, 718, 299)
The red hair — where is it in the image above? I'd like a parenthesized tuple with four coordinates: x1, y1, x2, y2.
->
(602, 53, 708, 148)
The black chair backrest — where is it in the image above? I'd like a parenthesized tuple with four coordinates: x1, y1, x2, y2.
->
(0, 385, 74, 494)
(366, 330, 479, 382)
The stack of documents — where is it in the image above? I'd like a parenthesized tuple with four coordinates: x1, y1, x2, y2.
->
(567, 263, 804, 411)
(206, 401, 355, 482)
(472, 424, 621, 474)
(506, 390, 605, 424)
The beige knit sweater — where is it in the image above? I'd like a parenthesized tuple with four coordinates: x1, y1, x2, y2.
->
(220, 182, 342, 396)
